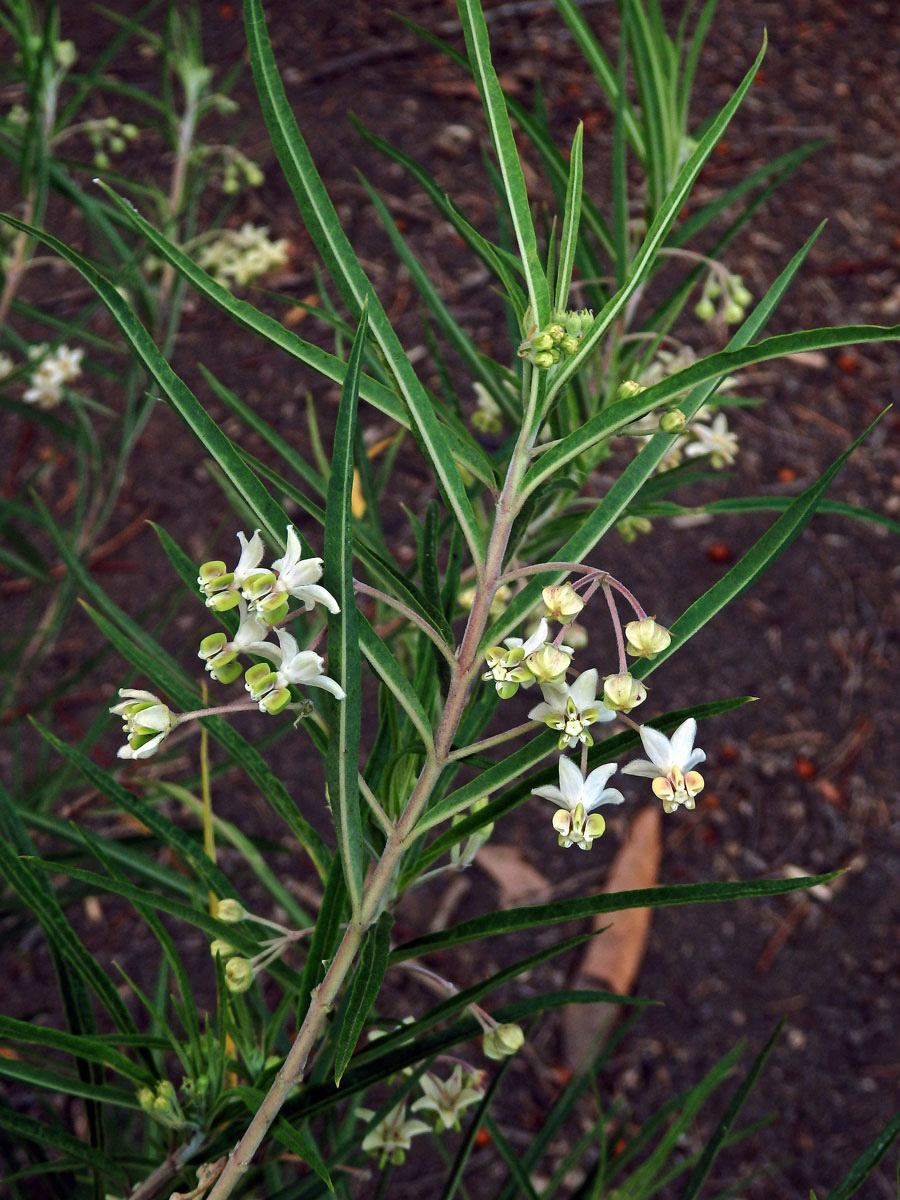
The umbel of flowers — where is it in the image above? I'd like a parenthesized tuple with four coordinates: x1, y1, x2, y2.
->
(482, 566, 706, 849)
(109, 527, 344, 761)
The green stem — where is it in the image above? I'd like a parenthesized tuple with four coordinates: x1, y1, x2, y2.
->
(205, 359, 541, 1200)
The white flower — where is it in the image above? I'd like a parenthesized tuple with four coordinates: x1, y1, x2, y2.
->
(357, 1102, 431, 1165)
(244, 629, 344, 712)
(482, 618, 550, 699)
(411, 1065, 484, 1130)
(110, 688, 177, 760)
(533, 756, 624, 849)
(230, 600, 273, 654)
(270, 526, 340, 613)
(274, 629, 345, 699)
(684, 413, 738, 468)
(528, 668, 616, 749)
(621, 718, 706, 813)
(0, 352, 16, 380)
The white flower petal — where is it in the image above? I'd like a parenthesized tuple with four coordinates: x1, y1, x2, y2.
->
(621, 758, 664, 779)
(637, 724, 674, 769)
(532, 785, 566, 806)
(581, 762, 618, 806)
(294, 583, 341, 614)
(569, 668, 599, 709)
(556, 755, 584, 806)
(670, 718, 697, 766)
(684, 748, 706, 771)
(303, 672, 346, 700)
(520, 618, 549, 656)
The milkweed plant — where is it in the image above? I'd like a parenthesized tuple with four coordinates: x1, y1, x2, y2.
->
(2, 0, 899, 1197)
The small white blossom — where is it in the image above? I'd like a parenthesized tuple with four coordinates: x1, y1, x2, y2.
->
(110, 688, 176, 760)
(528, 668, 616, 749)
(684, 413, 738, 468)
(22, 344, 84, 409)
(411, 1065, 484, 1130)
(622, 718, 706, 813)
(357, 1102, 431, 1165)
(532, 756, 624, 849)
(244, 628, 345, 713)
(270, 526, 340, 614)
(482, 618, 550, 699)
(196, 223, 289, 288)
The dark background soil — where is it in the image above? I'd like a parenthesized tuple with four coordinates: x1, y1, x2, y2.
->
(4, 0, 900, 1196)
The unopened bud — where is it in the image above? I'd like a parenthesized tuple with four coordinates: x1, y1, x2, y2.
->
(525, 644, 572, 685)
(617, 379, 646, 400)
(483, 1023, 524, 1060)
(531, 331, 554, 352)
(659, 409, 686, 433)
(216, 899, 245, 923)
(625, 617, 671, 659)
(542, 583, 584, 624)
(533, 351, 555, 369)
(225, 957, 254, 994)
(210, 939, 235, 959)
(602, 672, 647, 713)
(694, 298, 715, 321)
(723, 302, 743, 324)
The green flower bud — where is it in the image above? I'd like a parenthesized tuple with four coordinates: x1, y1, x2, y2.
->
(110, 136, 126, 153)
(216, 899, 245, 923)
(617, 379, 646, 400)
(531, 331, 554, 352)
(225, 957, 254, 993)
(533, 351, 555, 369)
(694, 298, 715, 321)
(546, 323, 565, 343)
(659, 409, 686, 433)
(483, 1023, 524, 1060)
(122, 123, 139, 139)
(542, 583, 584, 624)
(560, 335, 580, 355)
(732, 285, 753, 307)
(210, 938, 235, 959)
(723, 302, 743, 324)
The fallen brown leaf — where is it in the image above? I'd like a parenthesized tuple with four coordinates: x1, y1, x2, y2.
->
(475, 844, 551, 908)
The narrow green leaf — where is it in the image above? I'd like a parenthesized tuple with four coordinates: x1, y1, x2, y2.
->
(0, 840, 140, 1042)
(358, 615, 434, 753)
(637, 412, 886, 679)
(390, 872, 838, 962)
(34, 720, 235, 899)
(824, 1108, 900, 1200)
(334, 911, 393, 1084)
(545, 37, 768, 408)
(0, 1058, 138, 1110)
(555, 122, 584, 310)
(325, 310, 367, 913)
(0, 1107, 127, 1184)
(0, 1015, 150, 1086)
(459, 0, 551, 324)
(243, 0, 486, 566)
(677, 1022, 783, 1199)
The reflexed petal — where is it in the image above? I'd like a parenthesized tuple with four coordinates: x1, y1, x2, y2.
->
(303, 672, 346, 700)
(520, 618, 549, 656)
(621, 758, 664, 779)
(684, 747, 706, 772)
(527, 701, 556, 723)
(531, 784, 566, 806)
(294, 583, 341, 613)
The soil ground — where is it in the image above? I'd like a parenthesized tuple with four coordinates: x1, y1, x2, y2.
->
(3, 0, 900, 1197)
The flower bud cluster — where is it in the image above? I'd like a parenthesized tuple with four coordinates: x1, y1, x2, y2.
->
(86, 115, 140, 170)
(695, 268, 753, 325)
(196, 223, 289, 288)
(137, 1079, 189, 1131)
(517, 308, 593, 369)
(196, 527, 345, 714)
(218, 147, 265, 195)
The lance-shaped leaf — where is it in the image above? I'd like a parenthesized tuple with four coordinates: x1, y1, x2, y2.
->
(324, 310, 367, 914)
(334, 911, 393, 1085)
(390, 872, 839, 962)
(635, 411, 887, 679)
(243, 0, 485, 566)
(457, 0, 550, 325)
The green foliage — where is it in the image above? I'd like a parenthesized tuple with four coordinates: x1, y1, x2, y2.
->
(1, 0, 896, 1196)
